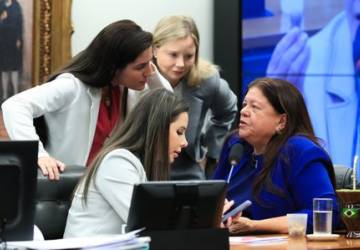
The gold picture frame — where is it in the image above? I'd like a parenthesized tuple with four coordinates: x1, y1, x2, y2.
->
(0, 0, 72, 138)
(32, 0, 73, 85)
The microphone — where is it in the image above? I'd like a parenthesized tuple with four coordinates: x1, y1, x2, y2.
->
(226, 144, 244, 183)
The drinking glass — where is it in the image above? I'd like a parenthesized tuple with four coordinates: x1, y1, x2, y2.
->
(313, 198, 333, 234)
(287, 213, 307, 237)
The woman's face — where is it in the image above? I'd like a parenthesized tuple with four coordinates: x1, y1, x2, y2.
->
(112, 47, 153, 90)
(154, 36, 196, 87)
(168, 112, 189, 163)
(239, 87, 285, 153)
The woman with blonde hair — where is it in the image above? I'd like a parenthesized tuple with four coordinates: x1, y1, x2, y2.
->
(153, 15, 238, 179)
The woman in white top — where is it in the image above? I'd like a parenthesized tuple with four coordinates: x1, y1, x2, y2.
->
(64, 89, 189, 237)
(1, 20, 171, 180)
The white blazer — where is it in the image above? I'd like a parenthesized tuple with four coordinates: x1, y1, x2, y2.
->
(63, 148, 146, 238)
(1, 70, 172, 166)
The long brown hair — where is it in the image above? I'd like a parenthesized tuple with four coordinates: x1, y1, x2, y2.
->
(34, 20, 153, 145)
(81, 89, 189, 203)
(48, 20, 152, 87)
(248, 78, 335, 204)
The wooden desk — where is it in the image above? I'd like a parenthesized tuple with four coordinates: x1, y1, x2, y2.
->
(230, 235, 360, 250)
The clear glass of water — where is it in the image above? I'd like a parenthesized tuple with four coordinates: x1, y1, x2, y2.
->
(313, 198, 333, 234)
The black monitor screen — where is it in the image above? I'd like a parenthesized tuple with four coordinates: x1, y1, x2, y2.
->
(0, 140, 38, 241)
(126, 180, 227, 232)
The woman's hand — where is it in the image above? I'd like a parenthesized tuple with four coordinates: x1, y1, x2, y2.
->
(220, 199, 235, 228)
(38, 156, 66, 181)
(229, 216, 255, 234)
(223, 201, 255, 233)
(223, 199, 234, 214)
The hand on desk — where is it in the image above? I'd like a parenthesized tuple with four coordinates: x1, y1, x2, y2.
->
(221, 201, 252, 233)
(228, 216, 255, 234)
(38, 156, 66, 181)
(266, 27, 310, 93)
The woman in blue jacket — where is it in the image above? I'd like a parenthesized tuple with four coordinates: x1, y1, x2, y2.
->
(214, 77, 339, 234)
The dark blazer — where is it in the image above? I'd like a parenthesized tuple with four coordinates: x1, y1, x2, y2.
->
(175, 71, 238, 162)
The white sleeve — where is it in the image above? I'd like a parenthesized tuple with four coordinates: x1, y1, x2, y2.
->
(1, 74, 79, 156)
(94, 149, 146, 223)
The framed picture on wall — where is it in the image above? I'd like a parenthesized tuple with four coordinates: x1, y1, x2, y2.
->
(0, 0, 72, 103)
(0, 0, 72, 138)
(33, 0, 72, 85)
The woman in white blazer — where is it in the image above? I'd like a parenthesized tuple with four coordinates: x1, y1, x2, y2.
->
(1, 20, 171, 180)
(64, 89, 189, 237)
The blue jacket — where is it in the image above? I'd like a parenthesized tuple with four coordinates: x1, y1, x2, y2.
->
(214, 133, 339, 233)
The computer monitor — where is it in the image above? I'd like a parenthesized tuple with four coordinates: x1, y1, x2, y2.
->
(0, 141, 38, 241)
(126, 180, 227, 232)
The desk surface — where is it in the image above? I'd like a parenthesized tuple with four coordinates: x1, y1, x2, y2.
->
(230, 235, 360, 250)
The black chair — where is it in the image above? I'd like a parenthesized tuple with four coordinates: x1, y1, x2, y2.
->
(35, 165, 85, 239)
(334, 165, 353, 190)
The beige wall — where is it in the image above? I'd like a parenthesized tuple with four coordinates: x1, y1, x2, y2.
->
(71, 0, 214, 61)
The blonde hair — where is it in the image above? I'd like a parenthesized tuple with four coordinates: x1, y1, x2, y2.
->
(153, 15, 218, 87)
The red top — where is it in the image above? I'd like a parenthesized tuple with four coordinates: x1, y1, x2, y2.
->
(86, 86, 121, 166)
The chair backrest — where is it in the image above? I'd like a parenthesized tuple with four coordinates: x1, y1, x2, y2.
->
(334, 165, 353, 190)
(35, 165, 85, 239)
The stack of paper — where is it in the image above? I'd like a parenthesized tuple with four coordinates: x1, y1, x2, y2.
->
(7, 229, 149, 250)
(230, 235, 287, 245)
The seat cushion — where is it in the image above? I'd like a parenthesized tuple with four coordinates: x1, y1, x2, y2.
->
(35, 165, 85, 239)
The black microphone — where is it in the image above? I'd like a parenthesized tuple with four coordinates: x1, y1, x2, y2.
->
(227, 144, 244, 183)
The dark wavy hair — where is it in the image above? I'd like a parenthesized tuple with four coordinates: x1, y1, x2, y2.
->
(81, 89, 189, 203)
(247, 78, 335, 205)
(35, 20, 153, 145)
(49, 19, 153, 87)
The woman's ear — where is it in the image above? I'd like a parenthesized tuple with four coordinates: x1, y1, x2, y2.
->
(277, 114, 287, 131)
(153, 47, 158, 58)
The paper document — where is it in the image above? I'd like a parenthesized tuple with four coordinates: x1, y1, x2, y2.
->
(7, 229, 149, 250)
(230, 235, 287, 245)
